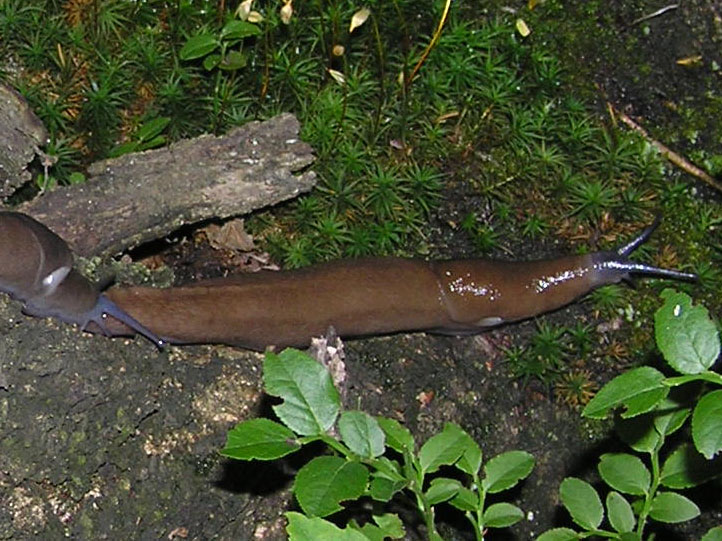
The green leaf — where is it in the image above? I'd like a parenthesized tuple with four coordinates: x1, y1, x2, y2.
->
(349, 513, 405, 541)
(137, 135, 166, 151)
(338, 411, 385, 458)
(108, 141, 138, 158)
(286, 512, 368, 541)
(660, 443, 722, 488)
(293, 456, 368, 517)
(221, 19, 261, 40)
(348, 520, 383, 541)
(654, 401, 691, 438)
(483, 502, 524, 528)
(536, 528, 580, 541)
(692, 390, 722, 459)
(449, 486, 478, 512)
(372, 513, 405, 539)
(455, 432, 482, 476)
(220, 418, 300, 460)
(264, 349, 340, 436)
(377, 417, 414, 453)
(419, 423, 468, 474)
(648, 491, 700, 523)
(180, 33, 218, 60)
(559, 477, 603, 530)
(424, 477, 462, 505)
(598, 453, 650, 495)
(203, 53, 221, 70)
(606, 491, 635, 533)
(219, 50, 247, 71)
(67, 172, 86, 184)
(701, 526, 722, 541)
(136, 116, 170, 142)
(583, 366, 667, 419)
(655, 289, 720, 374)
(481, 450, 535, 494)
(615, 414, 660, 454)
(370, 456, 404, 481)
(369, 473, 406, 502)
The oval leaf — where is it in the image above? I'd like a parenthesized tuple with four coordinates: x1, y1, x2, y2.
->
(221, 418, 300, 460)
(536, 528, 580, 541)
(286, 512, 368, 540)
(598, 453, 651, 495)
(483, 502, 524, 528)
(293, 456, 368, 517)
(692, 390, 722, 459)
(449, 486, 477, 512)
(583, 366, 667, 419)
(425, 477, 461, 505)
(419, 423, 468, 474)
(219, 50, 246, 71)
(180, 33, 218, 60)
(377, 417, 414, 453)
(221, 19, 261, 40)
(456, 432, 482, 476)
(655, 289, 720, 374)
(203, 53, 221, 71)
(339, 411, 385, 458)
(482, 450, 535, 493)
(264, 349, 340, 436)
(649, 491, 700, 523)
(559, 477, 603, 530)
(660, 443, 722, 488)
(701, 526, 722, 541)
(606, 491, 635, 533)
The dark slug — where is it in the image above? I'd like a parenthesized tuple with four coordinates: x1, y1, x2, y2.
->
(0, 212, 164, 348)
(92, 217, 696, 350)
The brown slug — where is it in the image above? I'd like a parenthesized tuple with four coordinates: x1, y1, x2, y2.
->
(0, 212, 164, 348)
(93, 217, 696, 350)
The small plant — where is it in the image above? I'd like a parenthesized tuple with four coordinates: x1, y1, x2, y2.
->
(221, 348, 535, 541)
(179, 19, 260, 74)
(566, 178, 619, 223)
(539, 289, 722, 540)
(108, 116, 170, 157)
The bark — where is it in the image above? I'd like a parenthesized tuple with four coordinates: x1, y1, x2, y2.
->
(18, 113, 316, 257)
(0, 81, 48, 199)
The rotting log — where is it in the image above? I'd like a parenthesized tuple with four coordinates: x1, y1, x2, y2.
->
(18, 113, 316, 258)
(0, 82, 48, 199)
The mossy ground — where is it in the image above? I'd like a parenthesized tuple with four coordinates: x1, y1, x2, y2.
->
(0, 0, 720, 539)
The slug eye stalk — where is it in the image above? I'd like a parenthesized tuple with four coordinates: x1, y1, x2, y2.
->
(597, 217, 698, 283)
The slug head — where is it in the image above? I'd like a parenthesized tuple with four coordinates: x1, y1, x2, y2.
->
(91, 295, 165, 350)
(592, 218, 698, 284)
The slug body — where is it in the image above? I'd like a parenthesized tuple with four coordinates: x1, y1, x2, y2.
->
(101, 219, 696, 351)
(0, 212, 163, 347)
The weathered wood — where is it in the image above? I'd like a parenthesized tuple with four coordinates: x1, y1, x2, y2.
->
(0, 82, 48, 199)
(19, 113, 316, 257)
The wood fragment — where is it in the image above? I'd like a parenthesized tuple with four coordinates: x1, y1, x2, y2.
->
(612, 105, 722, 192)
(630, 4, 679, 26)
(0, 82, 48, 198)
(18, 113, 316, 257)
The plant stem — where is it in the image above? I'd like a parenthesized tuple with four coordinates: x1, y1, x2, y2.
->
(636, 446, 662, 538)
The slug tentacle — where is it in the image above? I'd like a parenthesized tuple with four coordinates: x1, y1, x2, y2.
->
(593, 219, 698, 284)
(90, 295, 165, 349)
